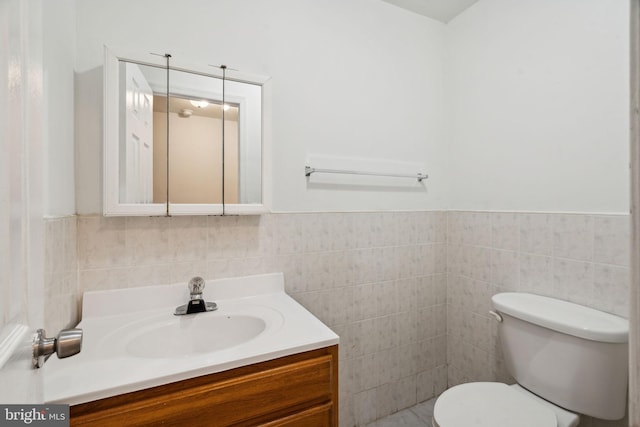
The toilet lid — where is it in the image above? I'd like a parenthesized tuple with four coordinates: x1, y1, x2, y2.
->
(433, 382, 557, 427)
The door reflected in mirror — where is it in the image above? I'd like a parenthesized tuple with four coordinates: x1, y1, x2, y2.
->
(119, 61, 166, 205)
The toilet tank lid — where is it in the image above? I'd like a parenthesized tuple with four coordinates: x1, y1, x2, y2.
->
(492, 293, 628, 343)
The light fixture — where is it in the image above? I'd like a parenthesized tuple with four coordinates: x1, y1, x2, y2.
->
(178, 108, 193, 118)
(223, 104, 230, 111)
(189, 100, 209, 108)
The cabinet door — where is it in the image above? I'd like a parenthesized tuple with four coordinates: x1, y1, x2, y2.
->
(260, 403, 333, 427)
(71, 346, 339, 427)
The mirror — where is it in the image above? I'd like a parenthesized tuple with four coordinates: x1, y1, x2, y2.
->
(157, 94, 238, 204)
(103, 47, 269, 216)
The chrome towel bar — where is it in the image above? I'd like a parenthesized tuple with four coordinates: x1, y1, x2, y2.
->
(305, 166, 428, 182)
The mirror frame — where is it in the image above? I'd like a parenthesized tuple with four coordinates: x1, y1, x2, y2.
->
(103, 46, 271, 216)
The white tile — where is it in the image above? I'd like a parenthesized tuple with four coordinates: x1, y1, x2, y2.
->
(398, 212, 419, 246)
(79, 267, 129, 293)
(78, 216, 127, 269)
(446, 212, 464, 246)
(469, 246, 491, 282)
(462, 212, 492, 246)
(593, 264, 629, 317)
(376, 382, 397, 419)
(553, 258, 594, 306)
(594, 215, 630, 267)
(416, 369, 434, 403)
(64, 216, 78, 273)
(397, 277, 418, 312)
(490, 249, 519, 290)
(381, 212, 400, 247)
(354, 388, 378, 426)
(395, 311, 418, 347)
(432, 211, 448, 244)
(519, 253, 553, 296)
(70, 209, 633, 427)
(395, 376, 418, 410)
(433, 365, 448, 395)
(552, 214, 594, 262)
(330, 213, 356, 251)
(380, 246, 400, 281)
(520, 213, 553, 256)
(378, 280, 398, 316)
(339, 393, 355, 427)
(45, 218, 64, 274)
(126, 216, 171, 265)
(491, 212, 520, 251)
(272, 213, 304, 254)
(168, 216, 207, 262)
(355, 212, 385, 249)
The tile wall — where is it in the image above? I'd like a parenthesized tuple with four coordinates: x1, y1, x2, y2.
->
(73, 212, 448, 427)
(44, 215, 78, 334)
(447, 211, 629, 427)
(44, 210, 630, 426)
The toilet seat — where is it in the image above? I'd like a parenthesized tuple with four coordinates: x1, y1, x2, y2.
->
(432, 382, 557, 427)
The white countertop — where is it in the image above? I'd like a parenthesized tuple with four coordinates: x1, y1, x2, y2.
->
(44, 273, 339, 405)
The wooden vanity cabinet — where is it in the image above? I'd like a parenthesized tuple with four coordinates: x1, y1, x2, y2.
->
(70, 345, 338, 427)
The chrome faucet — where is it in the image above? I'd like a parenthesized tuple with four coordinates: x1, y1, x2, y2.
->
(174, 277, 218, 315)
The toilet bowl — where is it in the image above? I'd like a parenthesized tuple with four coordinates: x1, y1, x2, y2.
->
(431, 382, 580, 427)
(431, 292, 629, 426)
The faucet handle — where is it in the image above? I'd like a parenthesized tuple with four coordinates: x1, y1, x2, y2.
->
(188, 276, 205, 296)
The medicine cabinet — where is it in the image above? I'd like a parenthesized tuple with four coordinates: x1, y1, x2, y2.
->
(103, 47, 269, 216)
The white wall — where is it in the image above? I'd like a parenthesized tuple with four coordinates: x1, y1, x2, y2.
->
(43, 0, 75, 217)
(74, 0, 628, 214)
(74, 0, 448, 214)
(446, 0, 629, 213)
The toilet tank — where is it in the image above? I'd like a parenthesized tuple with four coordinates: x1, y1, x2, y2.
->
(492, 293, 628, 420)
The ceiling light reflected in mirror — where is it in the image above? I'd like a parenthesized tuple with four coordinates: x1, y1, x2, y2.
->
(154, 95, 238, 120)
(190, 100, 209, 108)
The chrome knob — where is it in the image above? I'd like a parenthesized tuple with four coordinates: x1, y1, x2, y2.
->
(33, 328, 83, 368)
(188, 276, 205, 298)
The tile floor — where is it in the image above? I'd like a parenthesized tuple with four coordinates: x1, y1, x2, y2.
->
(365, 399, 436, 427)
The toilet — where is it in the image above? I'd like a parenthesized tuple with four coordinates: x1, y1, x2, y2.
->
(432, 292, 629, 427)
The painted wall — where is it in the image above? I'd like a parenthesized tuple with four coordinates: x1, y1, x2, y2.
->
(43, 0, 75, 216)
(73, 0, 629, 215)
(445, 0, 629, 213)
(74, 0, 448, 214)
(152, 112, 239, 204)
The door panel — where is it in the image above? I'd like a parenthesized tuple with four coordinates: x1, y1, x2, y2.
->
(124, 62, 154, 203)
(0, 0, 45, 403)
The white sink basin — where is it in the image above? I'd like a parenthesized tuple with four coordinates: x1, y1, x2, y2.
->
(123, 313, 267, 358)
(99, 303, 283, 359)
(45, 273, 340, 406)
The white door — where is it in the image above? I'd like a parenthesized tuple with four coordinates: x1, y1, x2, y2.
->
(123, 62, 154, 203)
(0, 0, 45, 403)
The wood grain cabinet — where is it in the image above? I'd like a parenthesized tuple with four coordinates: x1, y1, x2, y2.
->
(70, 345, 338, 427)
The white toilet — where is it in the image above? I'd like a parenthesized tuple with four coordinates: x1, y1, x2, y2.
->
(432, 292, 629, 427)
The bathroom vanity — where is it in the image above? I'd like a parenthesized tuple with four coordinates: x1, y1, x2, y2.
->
(44, 273, 339, 426)
(71, 345, 338, 426)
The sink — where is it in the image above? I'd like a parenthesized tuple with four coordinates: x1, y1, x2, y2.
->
(45, 273, 340, 406)
(129, 314, 266, 358)
(105, 312, 268, 359)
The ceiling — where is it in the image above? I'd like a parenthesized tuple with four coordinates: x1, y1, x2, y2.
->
(381, 0, 479, 23)
(154, 95, 239, 121)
